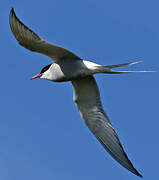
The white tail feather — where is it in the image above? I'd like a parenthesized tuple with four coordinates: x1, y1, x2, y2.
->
(95, 61, 157, 74)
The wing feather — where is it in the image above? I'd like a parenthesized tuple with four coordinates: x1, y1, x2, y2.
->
(72, 76, 142, 177)
(9, 8, 81, 62)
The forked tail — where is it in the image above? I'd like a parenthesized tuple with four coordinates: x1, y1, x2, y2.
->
(96, 61, 156, 74)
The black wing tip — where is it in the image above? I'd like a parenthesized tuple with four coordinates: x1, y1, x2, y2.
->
(10, 8, 16, 19)
(137, 172, 143, 178)
(10, 8, 14, 19)
(9, 8, 19, 27)
(134, 169, 143, 178)
(9, 8, 24, 27)
(117, 141, 143, 177)
(124, 153, 143, 178)
(10, 7, 14, 13)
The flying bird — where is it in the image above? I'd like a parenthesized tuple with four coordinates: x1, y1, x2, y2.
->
(9, 8, 145, 177)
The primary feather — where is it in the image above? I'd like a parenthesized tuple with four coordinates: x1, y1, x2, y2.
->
(9, 8, 81, 62)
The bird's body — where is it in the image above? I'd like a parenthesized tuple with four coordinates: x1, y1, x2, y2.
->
(9, 8, 147, 177)
(41, 60, 97, 82)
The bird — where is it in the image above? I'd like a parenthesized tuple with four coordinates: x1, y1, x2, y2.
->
(9, 8, 146, 177)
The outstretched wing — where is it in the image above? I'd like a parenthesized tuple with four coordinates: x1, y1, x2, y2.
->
(9, 8, 81, 62)
(72, 76, 142, 177)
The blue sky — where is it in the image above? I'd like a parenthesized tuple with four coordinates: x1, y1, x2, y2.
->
(1, 0, 159, 179)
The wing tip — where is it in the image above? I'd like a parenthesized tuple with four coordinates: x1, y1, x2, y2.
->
(9, 8, 26, 30)
(119, 143, 143, 178)
(9, 8, 14, 25)
(131, 167, 143, 178)
(9, 7, 41, 42)
(9, 7, 17, 24)
(10, 7, 15, 14)
(135, 171, 143, 178)
(9, 8, 22, 33)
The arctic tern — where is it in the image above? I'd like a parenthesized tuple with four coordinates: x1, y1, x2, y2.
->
(9, 8, 149, 177)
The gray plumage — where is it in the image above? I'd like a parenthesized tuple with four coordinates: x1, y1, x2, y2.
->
(10, 8, 144, 177)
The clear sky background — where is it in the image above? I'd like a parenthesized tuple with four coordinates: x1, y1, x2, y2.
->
(1, 0, 159, 179)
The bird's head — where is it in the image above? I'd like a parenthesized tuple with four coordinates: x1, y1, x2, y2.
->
(30, 64, 52, 80)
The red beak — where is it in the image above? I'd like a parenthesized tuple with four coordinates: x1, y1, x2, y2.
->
(30, 73, 42, 80)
